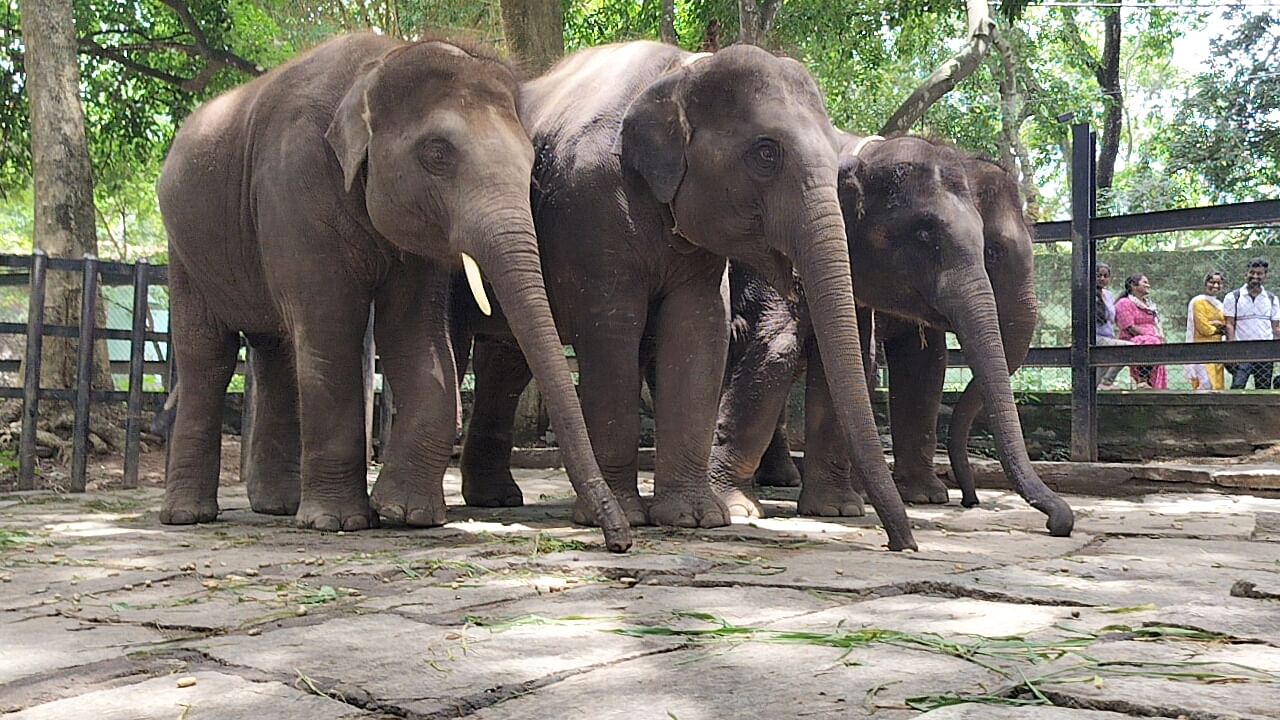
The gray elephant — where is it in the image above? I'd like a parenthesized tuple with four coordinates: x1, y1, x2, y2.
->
(710, 134, 1073, 537)
(157, 33, 631, 550)
(452, 42, 916, 550)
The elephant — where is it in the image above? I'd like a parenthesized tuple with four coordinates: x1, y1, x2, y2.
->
(156, 33, 631, 551)
(709, 133, 1074, 537)
(452, 41, 916, 550)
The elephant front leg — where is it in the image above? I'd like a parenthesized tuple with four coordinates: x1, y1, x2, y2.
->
(460, 336, 531, 507)
(649, 276, 731, 528)
(368, 263, 457, 527)
(289, 301, 378, 532)
(571, 309, 648, 528)
(798, 347, 864, 517)
(242, 335, 301, 516)
(884, 324, 950, 504)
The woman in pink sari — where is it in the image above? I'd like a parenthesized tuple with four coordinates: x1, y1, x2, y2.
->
(1114, 274, 1167, 389)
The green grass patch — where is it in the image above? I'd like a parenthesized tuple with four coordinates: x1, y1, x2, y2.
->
(0, 528, 40, 549)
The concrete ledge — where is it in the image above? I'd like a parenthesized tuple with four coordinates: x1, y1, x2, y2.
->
(502, 447, 1280, 495)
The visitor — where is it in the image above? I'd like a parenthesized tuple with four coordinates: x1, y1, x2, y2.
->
(1223, 257, 1280, 389)
(1184, 271, 1226, 390)
(1094, 263, 1130, 389)
(1114, 273, 1166, 389)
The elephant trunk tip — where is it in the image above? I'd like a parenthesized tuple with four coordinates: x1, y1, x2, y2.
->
(1035, 497, 1075, 537)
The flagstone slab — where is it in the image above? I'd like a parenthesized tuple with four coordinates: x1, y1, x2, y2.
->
(0, 615, 164, 685)
(195, 613, 664, 716)
(4, 670, 370, 720)
(467, 642, 1004, 720)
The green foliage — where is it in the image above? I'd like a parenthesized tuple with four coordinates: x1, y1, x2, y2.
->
(3, 0, 1274, 263)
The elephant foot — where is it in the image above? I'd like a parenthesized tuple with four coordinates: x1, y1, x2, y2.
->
(248, 481, 301, 516)
(1032, 496, 1075, 537)
(895, 471, 950, 505)
(370, 474, 446, 527)
(754, 456, 801, 488)
(574, 489, 647, 527)
(159, 496, 220, 525)
(959, 489, 981, 509)
(461, 469, 524, 508)
(711, 481, 764, 519)
(649, 487, 730, 528)
(797, 484, 865, 517)
(296, 493, 378, 532)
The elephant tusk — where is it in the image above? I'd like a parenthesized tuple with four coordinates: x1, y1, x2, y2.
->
(851, 135, 885, 158)
(461, 253, 492, 316)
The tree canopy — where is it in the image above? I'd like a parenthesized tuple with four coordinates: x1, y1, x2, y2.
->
(4, 0, 1277, 258)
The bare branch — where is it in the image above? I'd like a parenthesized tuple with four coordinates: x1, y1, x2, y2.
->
(660, 0, 678, 45)
(880, 0, 994, 135)
(738, 0, 782, 46)
(990, 24, 1041, 220)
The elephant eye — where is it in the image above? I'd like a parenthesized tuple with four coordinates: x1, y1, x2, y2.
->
(745, 138, 782, 177)
(985, 244, 1004, 265)
(419, 138, 457, 176)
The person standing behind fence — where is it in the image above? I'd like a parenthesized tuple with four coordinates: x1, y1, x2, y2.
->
(1094, 263, 1130, 389)
(1184, 271, 1227, 390)
(1114, 274, 1167, 389)
(1223, 258, 1280, 389)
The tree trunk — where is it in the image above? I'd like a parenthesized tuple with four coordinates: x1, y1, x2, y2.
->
(990, 24, 1041, 220)
(880, 0, 994, 135)
(1095, 9, 1122, 191)
(660, 0, 678, 45)
(499, 0, 564, 74)
(20, 0, 111, 393)
(737, 0, 781, 46)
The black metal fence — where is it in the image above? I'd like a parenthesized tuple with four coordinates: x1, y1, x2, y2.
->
(942, 122, 1280, 461)
(0, 253, 171, 491)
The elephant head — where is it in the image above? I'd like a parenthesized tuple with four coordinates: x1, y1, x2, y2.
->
(325, 40, 632, 550)
(839, 135, 1072, 536)
(616, 46, 914, 550)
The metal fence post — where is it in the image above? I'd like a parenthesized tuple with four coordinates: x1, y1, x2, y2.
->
(19, 251, 48, 489)
(1069, 123, 1098, 462)
(124, 260, 150, 488)
(71, 256, 98, 492)
(239, 342, 254, 482)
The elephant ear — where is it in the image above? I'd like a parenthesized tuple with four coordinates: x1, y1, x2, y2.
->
(614, 70, 689, 204)
(837, 155, 866, 224)
(325, 59, 383, 193)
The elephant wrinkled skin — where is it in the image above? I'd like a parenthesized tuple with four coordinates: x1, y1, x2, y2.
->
(711, 134, 1074, 537)
(454, 42, 915, 550)
(157, 33, 630, 550)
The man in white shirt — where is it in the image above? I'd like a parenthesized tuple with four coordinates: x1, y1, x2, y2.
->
(1223, 257, 1280, 389)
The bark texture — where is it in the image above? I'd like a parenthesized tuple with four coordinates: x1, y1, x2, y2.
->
(499, 0, 564, 74)
(20, 0, 111, 392)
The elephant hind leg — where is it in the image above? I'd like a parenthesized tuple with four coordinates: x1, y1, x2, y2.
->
(461, 336, 531, 508)
(754, 413, 801, 487)
(242, 334, 301, 516)
(883, 325, 950, 505)
(162, 265, 239, 525)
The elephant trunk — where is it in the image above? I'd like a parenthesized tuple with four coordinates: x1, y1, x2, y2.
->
(460, 211, 633, 552)
(940, 268, 1073, 536)
(947, 284, 1037, 507)
(790, 186, 915, 551)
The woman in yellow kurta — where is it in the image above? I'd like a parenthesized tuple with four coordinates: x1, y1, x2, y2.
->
(1184, 271, 1226, 390)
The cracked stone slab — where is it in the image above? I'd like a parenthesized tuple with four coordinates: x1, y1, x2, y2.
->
(526, 550, 717, 581)
(454, 584, 843, 629)
(0, 615, 165, 685)
(468, 642, 1004, 720)
(195, 613, 665, 716)
(949, 537, 1280, 609)
(692, 547, 970, 593)
(917, 706, 1153, 718)
(3, 670, 369, 719)
(355, 576, 544, 620)
(1033, 640, 1280, 720)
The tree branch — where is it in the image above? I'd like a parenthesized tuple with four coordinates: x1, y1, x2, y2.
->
(990, 24, 1040, 220)
(880, 0, 994, 135)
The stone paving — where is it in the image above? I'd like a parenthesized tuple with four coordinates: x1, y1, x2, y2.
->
(2, 467, 1280, 719)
